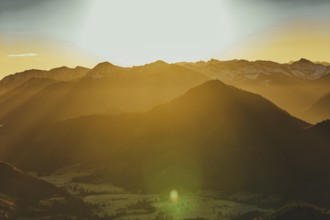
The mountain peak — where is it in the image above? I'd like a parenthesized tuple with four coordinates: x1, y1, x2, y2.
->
(199, 79, 226, 88)
(149, 60, 169, 66)
(139, 60, 171, 71)
(293, 58, 314, 65)
(49, 66, 70, 71)
(174, 80, 232, 102)
(94, 61, 119, 69)
(75, 66, 88, 70)
(208, 59, 221, 64)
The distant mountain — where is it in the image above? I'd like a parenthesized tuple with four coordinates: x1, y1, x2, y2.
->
(2, 59, 329, 123)
(304, 94, 330, 123)
(8, 80, 330, 201)
(177, 59, 330, 120)
(177, 58, 330, 85)
(86, 60, 210, 85)
(0, 161, 92, 219)
(0, 66, 89, 95)
(289, 58, 330, 80)
(0, 60, 209, 125)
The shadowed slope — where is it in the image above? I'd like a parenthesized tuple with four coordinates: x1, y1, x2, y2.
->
(6, 80, 325, 198)
(304, 94, 330, 123)
(0, 161, 92, 219)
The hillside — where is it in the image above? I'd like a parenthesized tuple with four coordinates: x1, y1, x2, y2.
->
(304, 94, 330, 123)
(0, 78, 58, 122)
(6, 80, 329, 200)
(0, 161, 92, 219)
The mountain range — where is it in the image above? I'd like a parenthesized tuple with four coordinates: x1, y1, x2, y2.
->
(177, 58, 330, 85)
(0, 61, 209, 124)
(0, 59, 329, 208)
(1, 58, 329, 125)
(177, 58, 330, 122)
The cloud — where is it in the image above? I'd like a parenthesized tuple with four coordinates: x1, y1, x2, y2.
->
(8, 53, 39, 57)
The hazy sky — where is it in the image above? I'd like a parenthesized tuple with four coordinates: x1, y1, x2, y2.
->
(1, 0, 330, 77)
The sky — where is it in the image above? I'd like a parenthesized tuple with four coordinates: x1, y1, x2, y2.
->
(1, 0, 330, 78)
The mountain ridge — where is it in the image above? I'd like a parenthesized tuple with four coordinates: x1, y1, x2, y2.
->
(0, 66, 90, 95)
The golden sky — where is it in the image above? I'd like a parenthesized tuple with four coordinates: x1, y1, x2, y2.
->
(1, 0, 330, 78)
(218, 21, 330, 63)
(0, 35, 99, 77)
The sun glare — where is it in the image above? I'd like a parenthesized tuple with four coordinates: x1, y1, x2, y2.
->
(79, 0, 233, 66)
(170, 190, 179, 203)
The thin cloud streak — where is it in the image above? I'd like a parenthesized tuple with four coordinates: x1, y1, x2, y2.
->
(8, 53, 39, 57)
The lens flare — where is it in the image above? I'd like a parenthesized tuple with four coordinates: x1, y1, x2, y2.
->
(170, 189, 179, 203)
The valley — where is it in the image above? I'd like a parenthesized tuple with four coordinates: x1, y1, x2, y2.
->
(37, 166, 273, 220)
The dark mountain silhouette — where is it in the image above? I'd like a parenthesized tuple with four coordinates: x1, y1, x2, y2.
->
(306, 120, 330, 144)
(0, 161, 64, 201)
(7, 80, 329, 200)
(0, 161, 92, 219)
(0, 66, 89, 95)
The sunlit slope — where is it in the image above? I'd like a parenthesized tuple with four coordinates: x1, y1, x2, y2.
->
(0, 78, 57, 121)
(0, 66, 89, 95)
(7, 80, 330, 197)
(0, 61, 209, 126)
